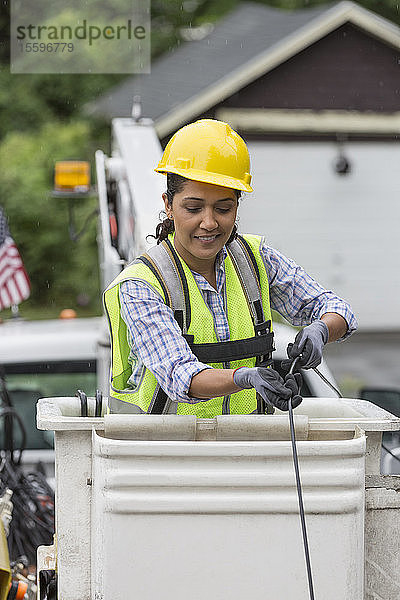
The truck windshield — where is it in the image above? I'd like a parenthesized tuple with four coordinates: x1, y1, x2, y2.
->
(1, 360, 96, 450)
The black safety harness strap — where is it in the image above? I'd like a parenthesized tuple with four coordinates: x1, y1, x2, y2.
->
(149, 387, 169, 416)
(135, 250, 185, 415)
(164, 238, 192, 331)
(229, 235, 274, 413)
(183, 331, 274, 364)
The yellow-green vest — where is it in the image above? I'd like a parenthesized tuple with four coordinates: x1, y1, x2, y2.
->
(103, 234, 273, 417)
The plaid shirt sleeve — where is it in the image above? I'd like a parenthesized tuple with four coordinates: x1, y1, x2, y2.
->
(119, 280, 211, 403)
(261, 242, 357, 340)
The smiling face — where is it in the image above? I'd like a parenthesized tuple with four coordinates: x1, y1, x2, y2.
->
(163, 179, 238, 274)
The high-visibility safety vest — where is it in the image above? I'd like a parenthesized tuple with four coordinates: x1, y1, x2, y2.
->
(103, 233, 274, 417)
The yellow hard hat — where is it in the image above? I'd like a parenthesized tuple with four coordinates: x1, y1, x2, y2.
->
(155, 119, 253, 192)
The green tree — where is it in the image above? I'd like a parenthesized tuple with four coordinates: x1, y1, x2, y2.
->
(0, 120, 103, 316)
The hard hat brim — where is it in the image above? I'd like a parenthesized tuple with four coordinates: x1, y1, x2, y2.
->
(154, 166, 253, 193)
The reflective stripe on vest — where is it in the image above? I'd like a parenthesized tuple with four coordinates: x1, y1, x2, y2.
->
(103, 234, 273, 417)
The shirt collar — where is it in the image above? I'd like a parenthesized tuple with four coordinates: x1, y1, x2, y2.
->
(216, 245, 228, 271)
(190, 246, 227, 293)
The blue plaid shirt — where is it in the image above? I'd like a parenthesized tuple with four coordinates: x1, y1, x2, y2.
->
(119, 240, 357, 403)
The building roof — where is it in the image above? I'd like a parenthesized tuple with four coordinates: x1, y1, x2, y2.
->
(88, 1, 400, 137)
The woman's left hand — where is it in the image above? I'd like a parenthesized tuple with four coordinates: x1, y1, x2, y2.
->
(282, 320, 329, 370)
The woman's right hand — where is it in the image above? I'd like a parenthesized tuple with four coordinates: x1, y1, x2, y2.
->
(233, 367, 302, 411)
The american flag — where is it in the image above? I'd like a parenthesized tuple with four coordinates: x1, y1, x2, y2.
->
(0, 206, 31, 311)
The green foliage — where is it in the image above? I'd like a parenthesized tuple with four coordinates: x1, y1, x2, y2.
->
(151, 0, 240, 57)
(0, 120, 103, 315)
(0, 71, 123, 139)
(0, 73, 52, 140)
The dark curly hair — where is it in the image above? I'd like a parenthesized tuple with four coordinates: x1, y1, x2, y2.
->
(150, 173, 241, 244)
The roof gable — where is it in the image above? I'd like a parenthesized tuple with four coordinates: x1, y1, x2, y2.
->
(89, 1, 400, 136)
(215, 22, 400, 113)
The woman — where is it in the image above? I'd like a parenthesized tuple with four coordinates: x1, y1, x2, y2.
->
(104, 119, 356, 416)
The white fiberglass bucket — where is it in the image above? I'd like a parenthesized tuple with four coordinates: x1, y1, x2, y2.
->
(36, 397, 400, 600)
(91, 428, 365, 600)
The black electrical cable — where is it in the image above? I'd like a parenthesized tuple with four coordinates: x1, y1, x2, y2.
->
(289, 360, 342, 398)
(0, 366, 14, 458)
(288, 356, 315, 600)
(382, 443, 400, 464)
(0, 459, 55, 564)
(312, 366, 342, 398)
(0, 417, 54, 564)
(95, 389, 102, 417)
(0, 366, 12, 406)
(76, 389, 88, 417)
(0, 406, 27, 464)
(0, 371, 54, 566)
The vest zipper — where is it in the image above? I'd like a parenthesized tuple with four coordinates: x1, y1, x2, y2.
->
(198, 290, 230, 414)
(222, 281, 231, 415)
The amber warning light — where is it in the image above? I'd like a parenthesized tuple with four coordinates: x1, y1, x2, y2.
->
(54, 161, 91, 195)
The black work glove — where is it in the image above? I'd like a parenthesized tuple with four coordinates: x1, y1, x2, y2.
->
(283, 373, 303, 410)
(233, 367, 302, 411)
(281, 320, 329, 371)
